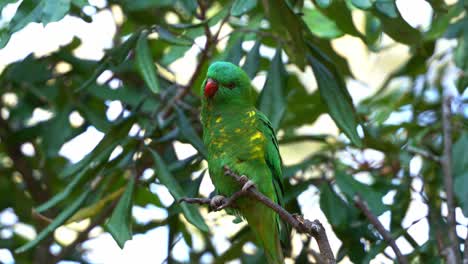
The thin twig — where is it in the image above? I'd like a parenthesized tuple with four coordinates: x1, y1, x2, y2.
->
(405, 145, 441, 163)
(353, 195, 408, 264)
(441, 95, 461, 264)
(180, 166, 336, 264)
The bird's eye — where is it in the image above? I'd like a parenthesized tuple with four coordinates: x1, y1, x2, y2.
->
(225, 82, 235, 89)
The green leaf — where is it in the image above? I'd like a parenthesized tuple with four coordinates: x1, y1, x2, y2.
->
(156, 26, 193, 46)
(149, 149, 209, 232)
(231, 0, 258, 16)
(224, 34, 244, 65)
(15, 189, 91, 253)
(315, 0, 331, 8)
(257, 48, 286, 131)
(351, 0, 373, 9)
(303, 7, 344, 39)
(136, 32, 160, 94)
(374, 0, 398, 18)
(174, 106, 208, 158)
(42, 0, 71, 25)
(60, 117, 135, 178)
(261, 0, 307, 68)
(370, 0, 421, 45)
(334, 170, 387, 215)
(320, 184, 349, 228)
(35, 169, 90, 213)
(454, 171, 468, 216)
(242, 40, 261, 79)
(306, 46, 362, 147)
(452, 132, 468, 177)
(106, 177, 135, 249)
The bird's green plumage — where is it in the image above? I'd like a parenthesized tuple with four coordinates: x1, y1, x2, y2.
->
(201, 61, 286, 264)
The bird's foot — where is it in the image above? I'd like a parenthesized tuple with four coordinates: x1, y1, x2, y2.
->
(239, 175, 256, 192)
(210, 195, 227, 211)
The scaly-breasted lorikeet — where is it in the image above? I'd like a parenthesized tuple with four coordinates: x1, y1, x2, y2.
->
(201, 61, 287, 264)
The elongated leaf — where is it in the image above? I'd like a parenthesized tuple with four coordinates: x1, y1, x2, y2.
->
(156, 26, 193, 46)
(334, 170, 387, 215)
(306, 46, 362, 147)
(174, 106, 208, 158)
(351, 0, 372, 9)
(224, 34, 244, 65)
(320, 184, 349, 228)
(35, 169, 90, 212)
(42, 0, 71, 25)
(68, 187, 124, 223)
(106, 177, 135, 248)
(303, 7, 344, 39)
(231, 0, 257, 16)
(149, 149, 209, 232)
(136, 33, 160, 94)
(261, 0, 306, 68)
(60, 117, 135, 178)
(15, 189, 91, 253)
(242, 40, 261, 79)
(257, 48, 286, 131)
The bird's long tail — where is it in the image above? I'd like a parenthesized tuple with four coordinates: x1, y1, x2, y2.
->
(244, 203, 284, 264)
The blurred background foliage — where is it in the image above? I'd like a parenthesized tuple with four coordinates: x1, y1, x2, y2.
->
(0, 0, 467, 263)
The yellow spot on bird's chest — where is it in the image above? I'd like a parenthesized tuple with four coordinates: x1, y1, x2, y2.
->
(215, 117, 222, 123)
(250, 131, 263, 141)
(247, 110, 255, 117)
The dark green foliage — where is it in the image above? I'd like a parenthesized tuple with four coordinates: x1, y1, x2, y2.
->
(0, 0, 466, 263)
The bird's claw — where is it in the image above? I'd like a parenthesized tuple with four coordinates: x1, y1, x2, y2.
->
(210, 195, 226, 211)
(241, 178, 256, 192)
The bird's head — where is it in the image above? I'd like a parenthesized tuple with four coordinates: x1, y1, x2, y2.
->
(201, 61, 253, 107)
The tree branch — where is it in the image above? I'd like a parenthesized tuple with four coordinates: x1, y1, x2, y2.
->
(180, 165, 336, 264)
(353, 195, 408, 264)
(441, 95, 461, 264)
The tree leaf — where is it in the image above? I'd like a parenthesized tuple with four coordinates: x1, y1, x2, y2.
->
(174, 106, 208, 158)
(136, 32, 161, 94)
(224, 34, 244, 65)
(149, 149, 209, 232)
(106, 177, 135, 249)
(454, 171, 468, 216)
(351, 0, 373, 9)
(231, 0, 258, 16)
(334, 170, 387, 215)
(15, 188, 91, 253)
(306, 46, 362, 147)
(42, 0, 71, 25)
(257, 48, 286, 131)
(320, 183, 349, 228)
(303, 7, 344, 39)
(452, 132, 468, 177)
(242, 40, 261, 79)
(315, 0, 331, 8)
(156, 26, 193, 46)
(261, 0, 307, 68)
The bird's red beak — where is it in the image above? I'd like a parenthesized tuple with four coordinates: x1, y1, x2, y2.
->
(204, 78, 218, 98)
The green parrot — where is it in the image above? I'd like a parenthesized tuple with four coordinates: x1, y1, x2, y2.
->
(200, 61, 287, 264)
